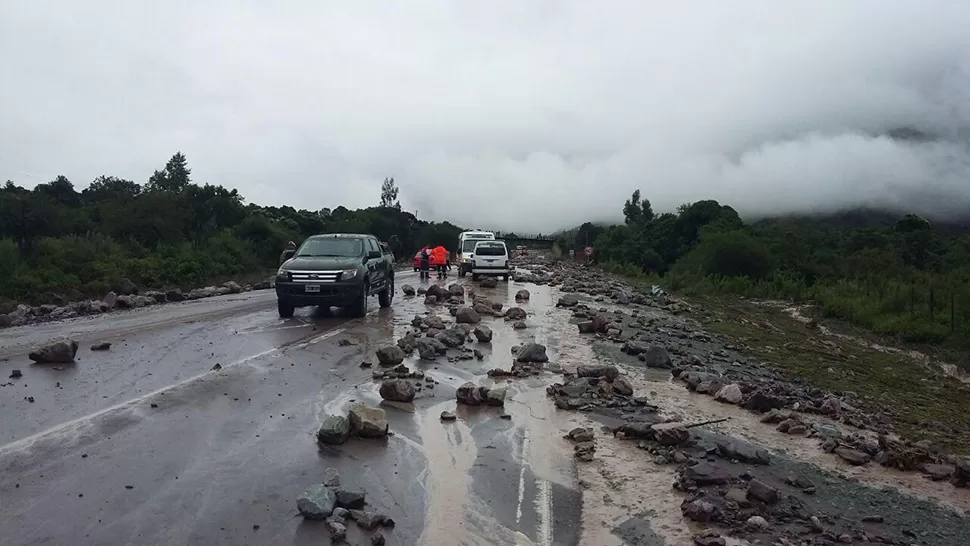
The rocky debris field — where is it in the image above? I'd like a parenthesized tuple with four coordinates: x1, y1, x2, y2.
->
(0, 277, 273, 329)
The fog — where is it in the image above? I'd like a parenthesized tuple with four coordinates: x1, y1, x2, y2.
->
(2, 1, 969, 232)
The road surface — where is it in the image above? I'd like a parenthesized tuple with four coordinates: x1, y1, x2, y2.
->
(0, 270, 583, 546)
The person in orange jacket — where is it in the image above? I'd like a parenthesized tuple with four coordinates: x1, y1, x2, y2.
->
(432, 245, 448, 278)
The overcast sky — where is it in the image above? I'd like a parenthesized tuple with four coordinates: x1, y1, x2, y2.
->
(2, 1, 969, 232)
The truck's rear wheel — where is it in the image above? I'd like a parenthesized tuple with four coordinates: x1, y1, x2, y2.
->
(277, 299, 295, 318)
(379, 276, 393, 308)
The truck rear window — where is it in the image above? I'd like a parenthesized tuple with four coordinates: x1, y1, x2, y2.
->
(475, 244, 506, 256)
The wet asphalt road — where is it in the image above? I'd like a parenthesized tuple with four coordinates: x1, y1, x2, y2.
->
(0, 271, 582, 546)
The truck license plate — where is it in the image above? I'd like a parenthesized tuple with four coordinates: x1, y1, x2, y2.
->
(305, 285, 320, 293)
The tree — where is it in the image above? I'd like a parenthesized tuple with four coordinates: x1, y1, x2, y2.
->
(623, 190, 654, 226)
(146, 152, 191, 192)
(380, 177, 400, 209)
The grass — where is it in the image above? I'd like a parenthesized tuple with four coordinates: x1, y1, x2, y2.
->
(593, 263, 970, 455)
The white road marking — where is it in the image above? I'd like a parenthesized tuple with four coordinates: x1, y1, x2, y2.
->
(515, 430, 531, 525)
(0, 309, 374, 456)
(534, 478, 554, 546)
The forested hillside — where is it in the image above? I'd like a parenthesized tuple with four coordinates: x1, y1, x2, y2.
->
(0, 153, 461, 304)
(570, 191, 970, 345)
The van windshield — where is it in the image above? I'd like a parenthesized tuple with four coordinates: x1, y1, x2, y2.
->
(475, 243, 506, 256)
(462, 239, 490, 252)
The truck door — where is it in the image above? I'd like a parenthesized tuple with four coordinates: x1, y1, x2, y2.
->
(365, 238, 384, 286)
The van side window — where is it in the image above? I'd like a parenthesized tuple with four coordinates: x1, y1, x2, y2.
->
(366, 238, 379, 253)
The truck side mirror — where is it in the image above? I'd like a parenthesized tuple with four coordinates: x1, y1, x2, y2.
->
(367, 250, 382, 259)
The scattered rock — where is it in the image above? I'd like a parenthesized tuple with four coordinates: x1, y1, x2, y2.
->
(379, 379, 416, 403)
(455, 306, 482, 324)
(480, 277, 498, 288)
(335, 489, 366, 509)
(456, 382, 485, 405)
(746, 479, 779, 504)
(834, 446, 871, 466)
(485, 386, 507, 406)
(401, 284, 416, 296)
(28, 338, 79, 364)
(348, 403, 389, 438)
(515, 342, 548, 363)
(375, 346, 405, 366)
(515, 289, 531, 301)
(473, 325, 493, 342)
(297, 484, 337, 519)
(91, 342, 112, 351)
(577, 364, 619, 381)
(440, 411, 456, 421)
(557, 294, 580, 307)
(323, 468, 341, 487)
(505, 307, 527, 321)
(9, 369, 22, 379)
(317, 415, 351, 445)
(640, 345, 672, 368)
(713, 384, 742, 404)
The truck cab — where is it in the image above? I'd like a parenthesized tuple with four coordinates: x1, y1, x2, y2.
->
(457, 230, 496, 277)
(275, 233, 394, 318)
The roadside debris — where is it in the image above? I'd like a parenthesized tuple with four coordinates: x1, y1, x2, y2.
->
(91, 342, 112, 351)
(28, 338, 79, 363)
(297, 468, 395, 544)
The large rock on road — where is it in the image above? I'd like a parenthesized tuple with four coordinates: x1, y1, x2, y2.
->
(28, 338, 79, 364)
(348, 403, 389, 438)
(379, 379, 416, 403)
(298, 484, 337, 519)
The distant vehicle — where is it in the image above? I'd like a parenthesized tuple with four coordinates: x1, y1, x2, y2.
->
(457, 230, 496, 277)
(275, 233, 394, 318)
(471, 240, 511, 281)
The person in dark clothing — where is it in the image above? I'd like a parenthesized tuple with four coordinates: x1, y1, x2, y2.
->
(419, 246, 431, 279)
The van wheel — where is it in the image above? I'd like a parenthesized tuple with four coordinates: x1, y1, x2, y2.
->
(379, 276, 393, 308)
(350, 282, 368, 318)
(277, 299, 295, 318)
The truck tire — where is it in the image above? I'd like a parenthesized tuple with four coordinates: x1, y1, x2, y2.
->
(277, 299, 295, 318)
(379, 276, 393, 308)
(349, 282, 368, 318)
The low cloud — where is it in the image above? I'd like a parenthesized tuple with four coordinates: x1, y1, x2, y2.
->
(2, 1, 969, 232)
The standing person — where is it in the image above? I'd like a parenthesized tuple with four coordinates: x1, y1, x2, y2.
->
(419, 246, 431, 279)
(432, 245, 447, 278)
(446, 250, 453, 271)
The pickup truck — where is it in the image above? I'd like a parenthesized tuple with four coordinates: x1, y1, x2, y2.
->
(275, 233, 394, 318)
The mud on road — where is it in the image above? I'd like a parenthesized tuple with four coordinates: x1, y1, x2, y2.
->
(2, 262, 970, 545)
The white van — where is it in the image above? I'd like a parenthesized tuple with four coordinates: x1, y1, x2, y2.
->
(457, 230, 495, 277)
(471, 240, 511, 281)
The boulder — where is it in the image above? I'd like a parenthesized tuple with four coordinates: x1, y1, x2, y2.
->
(118, 278, 138, 295)
(515, 342, 548, 363)
(457, 382, 484, 405)
(714, 384, 743, 404)
(436, 329, 466, 348)
(348, 403, 389, 438)
(577, 364, 619, 381)
(455, 306, 482, 324)
(375, 346, 405, 366)
(641, 345, 672, 368)
(515, 290, 531, 301)
(297, 484, 337, 519)
(422, 314, 445, 330)
(144, 291, 167, 303)
(317, 415, 351, 445)
(834, 447, 871, 466)
(379, 379, 416, 403)
(165, 288, 185, 302)
(401, 284, 416, 296)
(612, 377, 634, 396)
(505, 307, 527, 321)
(28, 338, 79, 364)
(480, 277, 498, 288)
(473, 325, 493, 342)
(335, 489, 367, 509)
(746, 479, 779, 504)
(223, 281, 243, 294)
(485, 386, 507, 406)
(577, 321, 595, 334)
(91, 342, 112, 351)
(557, 294, 580, 307)
(416, 338, 446, 360)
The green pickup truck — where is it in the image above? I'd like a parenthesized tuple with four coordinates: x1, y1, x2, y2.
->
(275, 233, 395, 318)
